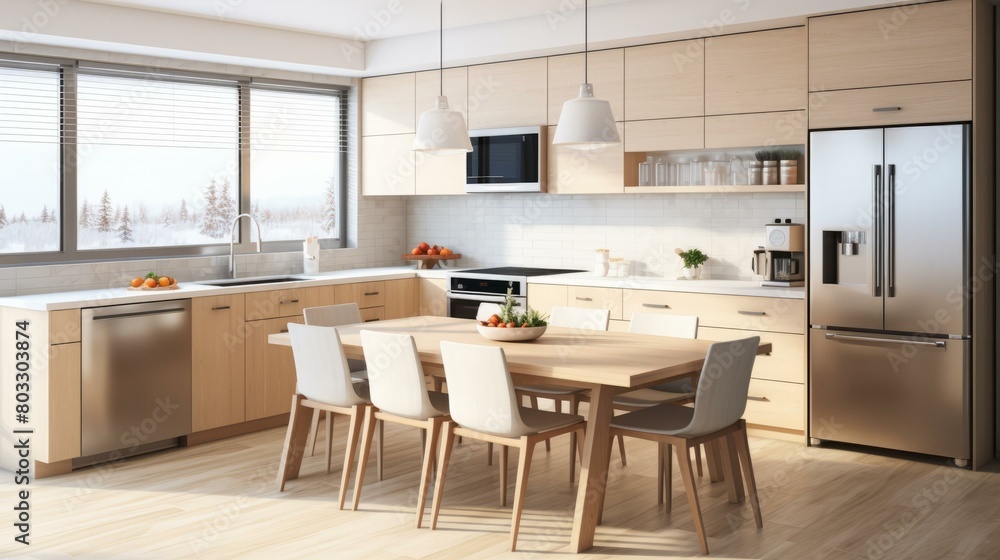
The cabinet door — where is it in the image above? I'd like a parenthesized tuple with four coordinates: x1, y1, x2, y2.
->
(705, 27, 806, 115)
(41, 342, 81, 463)
(547, 49, 624, 125)
(623, 118, 704, 152)
(192, 295, 246, 432)
(361, 74, 416, 136)
(808, 81, 972, 129)
(384, 278, 418, 319)
(624, 40, 704, 120)
(567, 286, 623, 320)
(698, 327, 805, 384)
(467, 58, 547, 129)
(49, 309, 81, 344)
(705, 110, 807, 149)
(245, 316, 303, 421)
(336, 281, 386, 309)
(526, 284, 568, 317)
(415, 67, 468, 125)
(547, 123, 624, 194)
(418, 278, 448, 317)
(361, 134, 416, 196)
(414, 68, 469, 196)
(360, 307, 386, 323)
(809, 0, 972, 91)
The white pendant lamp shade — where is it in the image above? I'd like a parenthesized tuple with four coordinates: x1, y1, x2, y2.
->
(552, 83, 620, 148)
(413, 95, 472, 153)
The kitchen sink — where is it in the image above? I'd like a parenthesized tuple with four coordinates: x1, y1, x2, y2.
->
(197, 276, 307, 287)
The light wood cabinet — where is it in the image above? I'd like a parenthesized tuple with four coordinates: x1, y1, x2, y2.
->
(192, 294, 246, 432)
(624, 40, 704, 121)
(336, 281, 386, 309)
(808, 81, 972, 129)
(415, 67, 469, 125)
(48, 309, 80, 344)
(567, 286, 623, 320)
(418, 278, 448, 317)
(526, 283, 568, 317)
(623, 118, 704, 153)
(705, 27, 807, 115)
(809, 0, 972, 92)
(622, 289, 806, 334)
(698, 327, 805, 384)
(547, 123, 625, 194)
(245, 316, 303, 421)
(384, 278, 418, 319)
(705, 110, 807, 149)
(547, 49, 625, 124)
(361, 134, 416, 196)
(245, 287, 321, 321)
(744, 379, 805, 432)
(361, 73, 416, 136)
(467, 58, 548, 129)
(40, 342, 81, 463)
(360, 307, 386, 322)
(414, 68, 469, 196)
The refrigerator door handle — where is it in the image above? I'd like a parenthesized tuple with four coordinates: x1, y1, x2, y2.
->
(872, 164, 882, 297)
(887, 164, 896, 298)
(824, 332, 946, 348)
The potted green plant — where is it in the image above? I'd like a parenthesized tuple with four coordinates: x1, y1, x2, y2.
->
(676, 248, 709, 279)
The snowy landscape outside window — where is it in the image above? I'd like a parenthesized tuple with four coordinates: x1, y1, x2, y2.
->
(0, 65, 61, 254)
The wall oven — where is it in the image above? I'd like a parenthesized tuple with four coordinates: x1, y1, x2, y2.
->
(447, 267, 583, 320)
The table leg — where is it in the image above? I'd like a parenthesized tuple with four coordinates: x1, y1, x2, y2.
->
(570, 384, 614, 553)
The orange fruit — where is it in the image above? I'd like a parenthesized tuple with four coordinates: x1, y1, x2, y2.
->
(130, 277, 143, 288)
(496, 322, 506, 328)
(440, 248, 453, 256)
(427, 248, 439, 256)
(159, 276, 171, 287)
(418, 242, 430, 252)
(411, 247, 422, 255)
(169, 277, 177, 286)
(507, 322, 516, 328)
(143, 278, 157, 288)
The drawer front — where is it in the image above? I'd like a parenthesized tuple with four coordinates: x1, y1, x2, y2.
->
(360, 306, 386, 323)
(809, 81, 972, 130)
(567, 286, 623, 321)
(246, 288, 319, 320)
(336, 281, 386, 309)
(743, 379, 804, 432)
(623, 289, 805, 334)
(698, 327, 805, 384)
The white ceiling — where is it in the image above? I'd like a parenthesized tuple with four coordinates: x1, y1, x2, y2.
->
(80, 0, 633, 40)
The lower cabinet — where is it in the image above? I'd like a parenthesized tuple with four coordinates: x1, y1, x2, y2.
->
(384, 278, 418, 319)
(42, 342, 82, 463)
(245, 315, 304, 421)
(526, 284, 568, 316)
(418, 278, 448, 317)
(192, 294, 246, 432)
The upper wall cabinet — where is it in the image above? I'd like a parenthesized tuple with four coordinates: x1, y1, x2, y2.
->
(547, 123, 625, 194)
(547, 49, 625, 125)
(361, 74, 416, 136)
(361, 134, 416, 196)
(624, 40, 704, 121)
(809, 0, 972, 92)
(415, 67, 469, 125)
(467, 58, 547, 129)
(414, 67, 469, 196)
(705, 27, 807, 115)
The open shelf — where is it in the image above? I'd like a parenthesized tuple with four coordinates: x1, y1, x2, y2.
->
(625, 184, 806, 194)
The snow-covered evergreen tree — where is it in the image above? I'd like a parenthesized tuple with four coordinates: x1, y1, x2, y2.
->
(79, 200, 91, 229)
(0, 205, 7, 229)
(199, 179, 222, 238)
(179, 199, 190, 223)
(218, 178, 236, 228)
(19, 212, 27, 224)
(322, 178, 337, 234)
(160, 208, 173, 227)
(138, 204, 148, 225)
(98, 190, 113, 233)
(113, 205, 121, 226)
(40, 205, 50, 223)
(118, 205, 133, 243)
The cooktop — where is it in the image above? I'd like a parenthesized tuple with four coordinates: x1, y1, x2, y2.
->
(458, 267, 583, 277)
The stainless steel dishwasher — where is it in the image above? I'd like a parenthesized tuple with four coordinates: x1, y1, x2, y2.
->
(80, 300, 192, 462)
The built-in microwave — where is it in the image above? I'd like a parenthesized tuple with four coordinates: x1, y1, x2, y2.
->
(465, 126, 545, 193)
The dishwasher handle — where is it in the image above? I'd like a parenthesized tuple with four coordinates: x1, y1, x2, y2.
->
(91, 307, 188, 321)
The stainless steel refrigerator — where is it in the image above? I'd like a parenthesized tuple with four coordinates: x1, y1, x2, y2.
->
(809, 124, 971, 466)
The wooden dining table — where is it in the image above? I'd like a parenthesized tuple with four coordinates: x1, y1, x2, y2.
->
(269, 315, 770, 553)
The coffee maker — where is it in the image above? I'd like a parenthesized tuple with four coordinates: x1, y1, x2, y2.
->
(753, 219, 805, 287)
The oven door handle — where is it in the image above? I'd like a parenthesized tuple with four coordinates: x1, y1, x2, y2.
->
(447, 293, 516, 304)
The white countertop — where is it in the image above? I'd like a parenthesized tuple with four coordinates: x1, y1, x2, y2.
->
(0, 266, 454, 312)
(529, 272, 805, 299)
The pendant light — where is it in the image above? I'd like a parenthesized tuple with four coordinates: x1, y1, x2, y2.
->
(412, 1, 472, 154)
(552, 0, 620, 149)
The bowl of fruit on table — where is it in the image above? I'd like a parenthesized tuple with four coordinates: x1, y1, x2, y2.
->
(128, 272, 179, 290)
(477, 292, 548, 342)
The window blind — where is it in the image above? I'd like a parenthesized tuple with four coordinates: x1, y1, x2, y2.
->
(249, 86, 345, 153)
(0, 65, 61, 145)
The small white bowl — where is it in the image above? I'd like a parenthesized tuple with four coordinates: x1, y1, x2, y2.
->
(477, 324, 547, 342)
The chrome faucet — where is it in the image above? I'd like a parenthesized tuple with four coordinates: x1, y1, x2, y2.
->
(229, 213, 263, 278)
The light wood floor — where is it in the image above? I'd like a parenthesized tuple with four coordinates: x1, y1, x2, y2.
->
(3, 418, 999, 559)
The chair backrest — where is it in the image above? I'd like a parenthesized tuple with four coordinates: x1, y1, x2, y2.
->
(629, 312, 699, 339)
(550, 306, 611, 331)
(680, 336, 760, 436)
(360, 330, 440, 420)
(476, 302, 502, 322)
(304, 303, 363, 327)
(440, 341, 533, 438)
(287, 323, 367, 407)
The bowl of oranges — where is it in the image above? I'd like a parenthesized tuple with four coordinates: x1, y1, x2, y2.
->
(128, 272, 179, 291)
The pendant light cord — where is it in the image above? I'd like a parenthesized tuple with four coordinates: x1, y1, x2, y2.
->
(439, 1, 444, 95)
(584, 0, 589, 83)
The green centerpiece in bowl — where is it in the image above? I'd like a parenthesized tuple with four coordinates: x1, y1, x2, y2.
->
(477, 289, 550, 342)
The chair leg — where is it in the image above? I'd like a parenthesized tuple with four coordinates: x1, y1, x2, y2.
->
(487, 442, 493, 466)
(569, 395, 579, 482)
(351, 406, 378, 511)
(430, 422, 457, 530)
(676, 442, 709, 555)
(721, 433, 745, 504)
(694, 444, 704, 477)
(616, 434, 627, 466)
(305, 408, 321, 457)
(733, 423, 763, 528)
(663, 444, 673, 512)
(415, 417, 443, 528)
(705, 439, 724, 482)
(657, 443, 664, 505)
(337, 404, 365, 511)
(325, 410, 335, 474)
(509, 439, 535, 552)
(376, 419, 384, 482)
(499, 445, 509, 507)
(277, 395, 312, 491)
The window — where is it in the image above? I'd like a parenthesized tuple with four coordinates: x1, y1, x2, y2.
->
(0, 65, 61, 254)
(0, 56, 350, 265)
(250, 87, 345, 242)
(76, 73, 239, 250)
